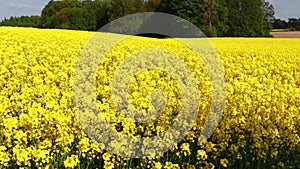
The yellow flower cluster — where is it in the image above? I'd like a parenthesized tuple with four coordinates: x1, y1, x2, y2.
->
(0, 27, 299, 168)
(0, 27, 102, 168)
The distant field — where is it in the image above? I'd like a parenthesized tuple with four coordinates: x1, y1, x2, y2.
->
(271, 31, 300, 38)
(271, 29, 290, 32)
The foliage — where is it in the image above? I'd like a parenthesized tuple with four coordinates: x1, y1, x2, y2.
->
(199, 0, 218, 36)
(0, 0, 275, 37)
(157, 0, 273, 37)
(157, 0, 202, 28)
(272, 18, 300, 31)
(0, 16, 39, 27)
(224, 0, 272, 37)
(39, 0, 98, 30)
(214, 0, 229, 36)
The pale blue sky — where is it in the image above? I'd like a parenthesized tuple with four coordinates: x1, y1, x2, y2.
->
(0, 0, 299, 21)
(0, 0, 48, 20)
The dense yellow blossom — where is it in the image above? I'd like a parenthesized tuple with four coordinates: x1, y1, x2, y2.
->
(0, 27, 299, 168)
(220, 158, 228, 168)
(64, 155, 79, 168)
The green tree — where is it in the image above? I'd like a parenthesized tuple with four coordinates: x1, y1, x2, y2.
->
(157, 0, 202, 27)
(40, 0, 83, 29)
(91, 0, 110, 29)
(156, 0, 230, 37)
(39, 0, 67, 28)
(143, 0, 161, 12)
(82, 3, 97, 31)
(215, 0, 229, 36)
(132, 0, 145, 13)
(263, 1, 275, 23)
(225, 0, 270, 37)
(1, 0, 274, 37)
(200, 0, 217, 36)
(272, 19, 287, 29)
(106, 0, 144, 22)
(0, 15, 40, 27)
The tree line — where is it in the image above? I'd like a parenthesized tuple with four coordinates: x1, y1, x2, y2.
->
(0, 16, 40, 28)
(272, 18, 300, 31)
(0, 0, 275, 37)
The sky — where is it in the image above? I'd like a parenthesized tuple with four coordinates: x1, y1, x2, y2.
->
(0, 0, 299, 21)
